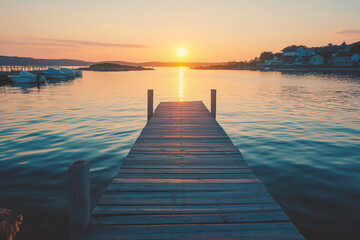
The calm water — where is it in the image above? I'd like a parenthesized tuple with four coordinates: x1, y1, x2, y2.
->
(1, 68, 360, 239)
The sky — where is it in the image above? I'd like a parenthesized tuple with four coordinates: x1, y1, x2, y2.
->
(0, 0, 360, 62)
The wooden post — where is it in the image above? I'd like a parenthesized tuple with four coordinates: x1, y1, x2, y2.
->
(147, 89, 154, 121)
(211, 89, 216, 119)
(68, 161, 90, 240)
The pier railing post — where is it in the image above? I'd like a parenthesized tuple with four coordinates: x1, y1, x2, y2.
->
(68, 161, 90, 240)
(211, 89, 216, 119)
(147, 89, 154, 121)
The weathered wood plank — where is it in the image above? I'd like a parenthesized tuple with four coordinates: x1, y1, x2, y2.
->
(98, 192, 276, 205)
(135, 139, 233, 143)
(121, 165, 251, 169)
(130, 147, 239, 151)
(116, 168, 254, 174)
(128, 151, 242, 155)
(90, 212, 289, 225)
(110, 178, 260, 184)
(98, 196, 276, 205)
(92, 203, 283, 215)
(82, 222, 303, 239)
(99, 189, 271, 199)
(114, 173, 256, 179)
(126, 154, 245, 159)
(105, 182, 266, 192)
(132, 142, 235, 147)
(122, 161, 247, 166)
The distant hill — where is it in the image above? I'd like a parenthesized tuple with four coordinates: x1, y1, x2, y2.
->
(0, 55, 223, 67)
(0, 55, 93, 66)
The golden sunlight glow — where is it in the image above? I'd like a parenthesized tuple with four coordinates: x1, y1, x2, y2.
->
(176, 48, 187, 58)
(179, 67, 184, 101)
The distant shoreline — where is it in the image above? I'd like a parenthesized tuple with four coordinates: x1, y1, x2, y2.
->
(192, 66, 360, 73)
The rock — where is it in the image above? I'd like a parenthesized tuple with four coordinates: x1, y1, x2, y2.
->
(0, 208, 23, 240)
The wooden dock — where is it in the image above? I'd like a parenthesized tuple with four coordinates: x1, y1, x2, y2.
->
(70, 91, 303, 239)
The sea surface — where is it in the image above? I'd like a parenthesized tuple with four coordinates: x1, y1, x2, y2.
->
(0, 68, 359, 239)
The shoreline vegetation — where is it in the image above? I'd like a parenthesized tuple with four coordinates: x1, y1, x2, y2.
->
(78, 63, 154, 71)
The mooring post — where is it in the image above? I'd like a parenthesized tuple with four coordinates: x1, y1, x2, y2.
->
(68, 161, 90, 240)
(148, 89, 154, 121)
(211, 89, 216, 119)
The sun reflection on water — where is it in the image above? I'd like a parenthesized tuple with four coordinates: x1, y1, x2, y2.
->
(179, 67, 184, 101)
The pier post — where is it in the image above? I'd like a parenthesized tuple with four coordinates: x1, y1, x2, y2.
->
(148, 89, 154, 121)
(68, 161, 90, 240)
(211, 89, 216, 119)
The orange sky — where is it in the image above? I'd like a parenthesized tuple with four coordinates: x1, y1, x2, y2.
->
(1, 0, 360, 62)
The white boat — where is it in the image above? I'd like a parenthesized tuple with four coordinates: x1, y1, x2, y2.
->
(59, 68, 75, 77)
(73, 70, 82, 77)
(8, 71, 46, 83)
(43, 68, 66, 79)
(263, 67, 271, 71)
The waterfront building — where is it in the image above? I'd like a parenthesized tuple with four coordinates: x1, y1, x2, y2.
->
(264, 56, 280, 66)
(308, 54, 325, 66)
(332, 52, 360, 67)
(282, 46, 307, 65)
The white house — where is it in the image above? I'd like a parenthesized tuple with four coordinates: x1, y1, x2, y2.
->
(264, 56, 280, 66)
(332, 52, 360, 67)
(351, 53, 360, 62)
(282, 46, 307, 65)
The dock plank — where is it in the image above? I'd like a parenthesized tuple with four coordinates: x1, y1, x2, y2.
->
(83, 222, 302, 239)
(82, 101, 303, 239)
(92, 203, 283, 215)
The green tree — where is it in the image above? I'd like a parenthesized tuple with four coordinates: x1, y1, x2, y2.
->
(225, 61, 237, 66)
(274, 52, 282, 58)
(259, 52, 274, 63)
(349, 41, 360, 54)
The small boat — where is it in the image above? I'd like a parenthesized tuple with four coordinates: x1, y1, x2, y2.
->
(73, 70, 82, 77)
(8, 71, 46, 83)
(263, 67, 271, 71)
(43, 68, 66, 79)
(59, 68, 76, 77)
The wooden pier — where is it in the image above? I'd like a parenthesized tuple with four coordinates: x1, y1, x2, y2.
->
(69, 90, 304, 239)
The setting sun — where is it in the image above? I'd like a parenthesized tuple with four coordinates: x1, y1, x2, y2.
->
(176, 48, 187, 58)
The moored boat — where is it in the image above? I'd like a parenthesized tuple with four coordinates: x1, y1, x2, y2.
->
(43, 68, 66, 79)
(73, 70, 82, 77)
(59, 68, 76, 77)
(8, 71, 46, 83)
